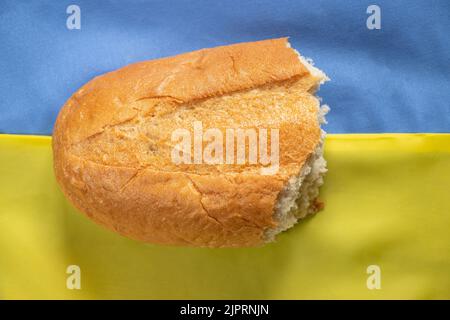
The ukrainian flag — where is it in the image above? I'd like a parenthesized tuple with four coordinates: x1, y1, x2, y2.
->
(0, 1, 449, 299)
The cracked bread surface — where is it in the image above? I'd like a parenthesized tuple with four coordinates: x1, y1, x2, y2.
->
(53, 38, 328, 247)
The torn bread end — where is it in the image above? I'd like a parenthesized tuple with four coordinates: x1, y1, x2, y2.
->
(264, 105, 329, 243)
(286, 40, 330, 85)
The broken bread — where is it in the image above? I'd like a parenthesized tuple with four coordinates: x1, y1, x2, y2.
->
(53, 38, 329, 247)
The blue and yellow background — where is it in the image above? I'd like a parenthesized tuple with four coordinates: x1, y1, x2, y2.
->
(0, 0, 449, 299)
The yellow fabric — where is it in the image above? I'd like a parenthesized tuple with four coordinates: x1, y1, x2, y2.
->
(0, 133, 449, 299)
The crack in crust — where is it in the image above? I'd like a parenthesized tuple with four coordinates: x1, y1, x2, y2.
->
(186, 176, 223, 226)
(119, 169, 141, 193)
(135, 95, 185, 104)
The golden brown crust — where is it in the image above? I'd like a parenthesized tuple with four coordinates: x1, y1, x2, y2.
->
(53, 38, 325, 247)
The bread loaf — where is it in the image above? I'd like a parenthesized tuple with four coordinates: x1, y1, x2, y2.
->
(52, 38, 329, 247)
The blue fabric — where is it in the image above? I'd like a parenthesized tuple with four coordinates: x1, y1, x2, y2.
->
(0, 0, 449, 135)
